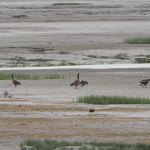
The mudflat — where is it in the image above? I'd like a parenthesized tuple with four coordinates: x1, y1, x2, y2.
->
(0, 68, 150, 150)
(0, 0, 150, 67)
(0, 0, 150, 150)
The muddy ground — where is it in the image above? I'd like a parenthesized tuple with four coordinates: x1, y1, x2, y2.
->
(0, 0, 150, 150)
(0, 68, 150, 150)
(0, 0, 150, 67)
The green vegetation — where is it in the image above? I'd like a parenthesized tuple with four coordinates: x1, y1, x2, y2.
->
(134, 55, 150, 63)
(53, 3, 90, 5)
(0, 73, 66, 80)
(77, 95, 150, 104)
(20, 140, 82, 150)
(20, 139, 150, 150)
(45, 74, 60, 79)
(59, 60, 76, 66)
(134, 57, 150, 63)
(123, 37, 150, 44)
(114, 53, 128, 60)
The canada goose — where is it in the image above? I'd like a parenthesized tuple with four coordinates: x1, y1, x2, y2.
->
(80, 80, 88, 87)
(11, 74, 21, 87)
(70, 73, 80, 89)
(139, 79, 150, 88)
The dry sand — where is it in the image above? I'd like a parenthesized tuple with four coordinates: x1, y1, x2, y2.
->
(0, 0, 150, 149)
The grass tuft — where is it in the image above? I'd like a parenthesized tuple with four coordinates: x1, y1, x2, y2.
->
(20, 139, 150, 150)
(77, 95, 150, 104)
(45, 74, 60, 79)
(114, 53, 128, 60)
(134, 57, 150, 63)
(0, 73, 66, 80)
(123, 37, 150, 44)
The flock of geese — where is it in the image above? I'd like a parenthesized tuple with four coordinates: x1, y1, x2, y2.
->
(11, 73, 150, 88)
(10, 73, 88, 89)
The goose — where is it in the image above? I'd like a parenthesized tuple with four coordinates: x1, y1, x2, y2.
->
(11, 74, 21, 87)
(70, 73, 80, 89)
(139, 79, 150, 88)
(80, 80, 88, 87)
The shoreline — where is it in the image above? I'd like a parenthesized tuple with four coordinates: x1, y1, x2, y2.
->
(0, 63, 150, 71)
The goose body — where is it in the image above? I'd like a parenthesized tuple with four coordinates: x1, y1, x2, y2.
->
(139, 79, 150, 88)
(70, 73, 80, 89)
(80, 80, 88, 87)
(11, 74, 21, 87)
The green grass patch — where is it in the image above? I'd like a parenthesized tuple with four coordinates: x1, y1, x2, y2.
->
(134, 57, 150, 63)
(59, 60, 77, 66)
(123, 37, 150, 44)
(0, 73, 66, 80)
(77, 95, 150, 104)
(45, 74, 60, 79)
(20, 139, 150, 150)
(53, 3, 90, 5)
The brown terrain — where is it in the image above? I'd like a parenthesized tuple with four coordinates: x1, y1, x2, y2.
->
(0, 0, 150, 149)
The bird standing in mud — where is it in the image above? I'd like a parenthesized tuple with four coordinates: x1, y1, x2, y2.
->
(11, 74, 21, 87)
(139, 79, 150, 88)
(70, 73, 80, 89)
(80, 80, 88, 87)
